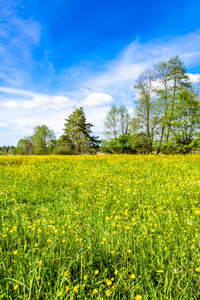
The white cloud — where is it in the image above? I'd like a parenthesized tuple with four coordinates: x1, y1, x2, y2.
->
(82, 92, 114, 107)
(1, 101, 19, 109)
(52, 95, 76, 109)
(187, 73, 200, 83)
(0, 88, 76, 112)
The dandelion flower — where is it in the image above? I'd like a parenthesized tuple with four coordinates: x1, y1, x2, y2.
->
(106, 289, 111, 296)
(66, 286, 69, 292)
(135, 296, 142, 300)
(92, 289, 98, 294)
(106, 279, 112, 286)
(196, 267, 200, 272)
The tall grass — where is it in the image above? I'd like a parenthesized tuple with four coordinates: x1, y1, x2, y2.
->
(0, 155, 200, 299)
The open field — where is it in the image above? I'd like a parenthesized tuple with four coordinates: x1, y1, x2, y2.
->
(0, 155, 200, 299)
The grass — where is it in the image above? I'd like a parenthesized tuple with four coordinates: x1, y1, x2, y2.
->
(0, 154, 200, 299)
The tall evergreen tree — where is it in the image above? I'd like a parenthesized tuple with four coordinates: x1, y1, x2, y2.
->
(61, 107, 100, 154)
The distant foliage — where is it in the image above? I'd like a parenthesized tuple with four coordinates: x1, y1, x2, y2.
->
(0, 145, 16, 155)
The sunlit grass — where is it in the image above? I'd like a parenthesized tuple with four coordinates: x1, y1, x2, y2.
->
(0, 155, 200, 299)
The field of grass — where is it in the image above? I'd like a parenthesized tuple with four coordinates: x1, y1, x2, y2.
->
(0, 155, 200, 299)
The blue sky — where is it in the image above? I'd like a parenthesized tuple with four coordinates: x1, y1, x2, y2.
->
(0, 0, 200, 145)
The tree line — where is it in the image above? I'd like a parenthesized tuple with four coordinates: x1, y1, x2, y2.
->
(102, 56, 200, 154)
(1, 56, 200, 155)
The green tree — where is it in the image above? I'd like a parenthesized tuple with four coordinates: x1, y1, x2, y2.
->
(118, 105, 131, 135)
(104, 105, 130, 138)
(132, 56, 193, 154)
(104, 105, 119, 138)
(16, 137, 34, 155)
(154, 61, 171, 153)
(53, 136, 73, 155)
(33, 125, 56, 155)
(166, 56, 190, 142)
(101, 134, 133, 154)
(170, 87, 200, 153)
(133, 68, 160, 153)
(61, 107, 100, 154)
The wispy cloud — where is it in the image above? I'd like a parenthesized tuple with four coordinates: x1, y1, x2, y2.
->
(0, 0, 42, 86)
(82, 30, 200, 99)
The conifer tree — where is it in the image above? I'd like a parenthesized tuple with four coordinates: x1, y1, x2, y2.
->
(61, 107, 100, 154)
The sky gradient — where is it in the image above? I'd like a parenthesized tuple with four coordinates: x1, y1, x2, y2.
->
(0, 0, 200, 145)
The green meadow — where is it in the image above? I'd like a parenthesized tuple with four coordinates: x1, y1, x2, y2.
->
(0, 155, 200, 299)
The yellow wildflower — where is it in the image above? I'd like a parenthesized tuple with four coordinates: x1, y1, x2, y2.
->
(135, 296, 142, 300)
(92, 289, 98, 294)
(106, 279, 112, 286)
(74, 285, 79, 293)
(66, 286, 69, 292)
(196, 267, 200, 272)
(105, 289, 111, 296)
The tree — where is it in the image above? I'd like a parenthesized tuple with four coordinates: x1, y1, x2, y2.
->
(33, 125, 56, 155)
(61, 107, 100, 154)
(118, 105, 131, 135)
(154, 61, 171, 153)
(104, 105, 119, 138)
(133, 68, 160, 153)
(132, 56, 196, 154)
(165, 56, 190, 143)
(101, 134, 133, 154)
(16, 137, 34, 155)
(53, 136, 73, 155)
(170, 87, 200, 153)
(104, 105, 130, 139)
